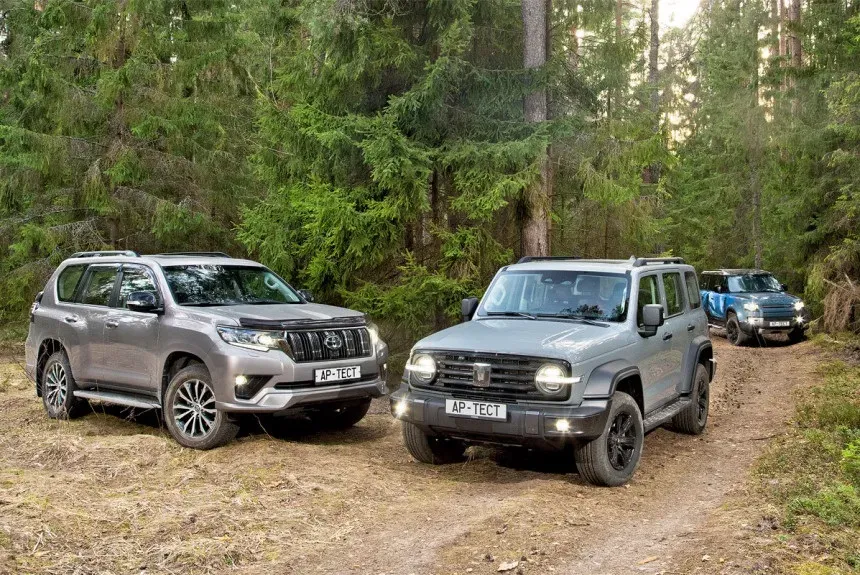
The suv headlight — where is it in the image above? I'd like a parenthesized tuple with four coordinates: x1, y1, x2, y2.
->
(535, 364, 581, 395)
(366, 320, 385, 353)
(794, 301, 805, 311)
(217, 326, 283, 352)
(743, 302, 760, 312)
(405, 354, 436, 383)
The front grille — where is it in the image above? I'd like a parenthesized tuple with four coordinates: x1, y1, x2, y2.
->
(414, 351, 570, 401)
(285, 328, 373, 363)
(761, 304, 795, 318)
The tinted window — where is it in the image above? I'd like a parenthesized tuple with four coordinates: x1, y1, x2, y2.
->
(727, 274, 782, 293)
(663, 272, 684, 316)
(637, 275, 660, 326)
(57, 265, 86, 302)
(118, 267, 158, 308)
(685, 272, 701, 309)
(163, 265, 301, 306)
(80, 267, 118, 306)
(700, 274, 712, 291)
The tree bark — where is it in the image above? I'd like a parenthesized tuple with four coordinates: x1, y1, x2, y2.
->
(521, 0, 549, 257)
(643, 0, 660, 184)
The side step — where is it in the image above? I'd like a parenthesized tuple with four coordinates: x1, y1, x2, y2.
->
(642, 397, 691, 432)
(73, 389, 161, 410)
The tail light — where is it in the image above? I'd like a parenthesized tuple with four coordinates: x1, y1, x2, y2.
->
(30, 291, 43, 323)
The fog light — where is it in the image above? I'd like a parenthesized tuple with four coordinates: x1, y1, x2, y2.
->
(235, 375, 248, 387)
(796, 315, 804, 324)
(393, 400, 408, 418)
(555, 419, 571, 432)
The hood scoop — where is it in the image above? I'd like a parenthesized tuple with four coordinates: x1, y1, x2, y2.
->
(238, 316, 367, 330)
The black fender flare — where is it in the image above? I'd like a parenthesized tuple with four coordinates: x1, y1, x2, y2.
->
(583, 359, 641, 399)
(678, 337, 713, 394)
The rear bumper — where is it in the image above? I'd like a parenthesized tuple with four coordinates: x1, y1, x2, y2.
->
(390, 386, 611, 448)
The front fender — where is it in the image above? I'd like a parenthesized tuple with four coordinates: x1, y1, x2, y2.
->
(583, 359, 640, 399)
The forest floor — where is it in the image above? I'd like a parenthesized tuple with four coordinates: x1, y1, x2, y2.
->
(0, 336, 831, 575)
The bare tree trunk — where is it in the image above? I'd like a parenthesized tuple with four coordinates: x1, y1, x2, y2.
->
(521, 0, 549, 257)
(643, 0, 660, 184)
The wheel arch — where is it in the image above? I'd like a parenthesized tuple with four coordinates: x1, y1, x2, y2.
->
(583, 359, 644, 415)
(679, 337, 714, 394)
(161, 350, 208, 402)
(36, 338, 68, 396)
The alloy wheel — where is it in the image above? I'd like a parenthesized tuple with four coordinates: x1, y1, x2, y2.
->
(172, 379, 217, 439)
(44, 362, 67, 410)
(726, 321, 738, 344)
(606, 412, 637, 471)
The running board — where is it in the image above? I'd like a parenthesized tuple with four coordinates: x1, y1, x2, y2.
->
(73, 390, 161, 410)
(642, 397, 691, 432)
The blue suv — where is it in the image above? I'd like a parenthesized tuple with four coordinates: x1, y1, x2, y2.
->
(700, 269, 809, 346)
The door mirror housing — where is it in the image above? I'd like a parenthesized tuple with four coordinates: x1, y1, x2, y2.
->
(461, 297, 479, 322)
(638, 304, 664, 337)
(298, 289, 314, 302)
(126, 291, 160, 313)
(780, 283, 788, 291)
(713, 285, 722, 294)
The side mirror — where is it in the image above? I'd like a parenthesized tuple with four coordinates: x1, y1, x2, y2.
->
(461, 297, 479, 322)
(638, 304, 664, 337)
(298, 289, 314, 302)
(714, 285, 722, 293)
(780, 283, 788, 291)
(126, 291, 160, 313)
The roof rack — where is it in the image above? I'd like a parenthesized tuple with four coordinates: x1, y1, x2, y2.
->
(631, 257, 685, 267)
(155, 252, 232, 258)
(70, 250, 139, 258)
(517, 256, 582, 264)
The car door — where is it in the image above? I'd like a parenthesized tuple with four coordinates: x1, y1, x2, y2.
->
(51, 263, 91, 381)
(634, 273, 679, 413)
(73, 264, 121, 385)
(102, 264, 163, 394)
(655, 271, 686, 404)
(705, 275, 729, 323)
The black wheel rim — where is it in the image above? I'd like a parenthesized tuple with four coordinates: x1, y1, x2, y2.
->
(727, 320, 738, 343)
(697, 377, 709, 425)
(607, 412, 637, 471)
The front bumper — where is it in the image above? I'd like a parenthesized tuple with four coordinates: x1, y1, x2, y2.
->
(740, 315, 809, 335)
(389, 386, 611, 448)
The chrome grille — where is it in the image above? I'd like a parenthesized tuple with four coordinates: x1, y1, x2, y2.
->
(285, 328, 372, 363)
(414, 351, 569, 401)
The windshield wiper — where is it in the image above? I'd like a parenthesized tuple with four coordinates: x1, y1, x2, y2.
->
(181, 301, 234, 307)
(484, 311, 537, 320)
(537, 313, 610, 327)
(243, 299, 295, 305)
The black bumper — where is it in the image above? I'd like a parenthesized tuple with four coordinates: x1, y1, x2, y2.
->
(390, 386, 611, 449)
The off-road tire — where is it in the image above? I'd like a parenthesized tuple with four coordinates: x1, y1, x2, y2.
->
(725, 313, 750, 346)
(41, 350, 83, 419)
(672, 363, 710, 435)
(315, 398, 372, 430)
(402, 422, 466, 464)
(163, 364, 239, 449)
(788, 328, 806, 344)
(574, 392, 644, 487)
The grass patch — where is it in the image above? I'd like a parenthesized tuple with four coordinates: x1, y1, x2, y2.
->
(756, 353, 860, 572)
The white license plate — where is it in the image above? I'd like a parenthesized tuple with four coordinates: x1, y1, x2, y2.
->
(445, 399, 507, 421)
(769, 321, 790, 327)
(315, 366, 360, 383)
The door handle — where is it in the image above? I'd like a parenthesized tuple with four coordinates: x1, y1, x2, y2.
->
(105, 320, 119, 329)
(64, 316, 78, 324)
(662, 332, 673, 341)
(687, 324, 695, 332)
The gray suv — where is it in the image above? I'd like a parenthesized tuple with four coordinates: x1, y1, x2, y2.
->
(390, 256, 714, 486)
(25, 251, 389, 449)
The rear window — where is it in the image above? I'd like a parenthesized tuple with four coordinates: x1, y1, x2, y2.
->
(662, 272, 685, 316)
(56, 265, 86, 302)
(685, 272, 701, 309)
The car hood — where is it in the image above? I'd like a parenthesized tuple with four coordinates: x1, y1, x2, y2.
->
(192, 303, 364, 327)
(413, 318, 631, 363)
(738, 292, 799, 305)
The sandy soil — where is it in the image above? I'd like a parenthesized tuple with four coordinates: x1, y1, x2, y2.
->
(0, 335, 820, 575)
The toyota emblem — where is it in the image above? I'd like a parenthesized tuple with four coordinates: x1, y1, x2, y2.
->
(323, 333, 343, 351)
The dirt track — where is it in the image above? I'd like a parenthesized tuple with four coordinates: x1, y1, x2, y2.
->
(0, 335, 819, 575)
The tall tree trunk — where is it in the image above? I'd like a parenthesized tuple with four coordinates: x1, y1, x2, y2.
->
(787, 0, 801, 100)
(643, 0, 660, 184)
(521, 0, 549, 257)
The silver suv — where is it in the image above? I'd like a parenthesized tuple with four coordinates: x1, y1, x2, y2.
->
(391, 256, 714, 486)
(25, 251, 389, 449)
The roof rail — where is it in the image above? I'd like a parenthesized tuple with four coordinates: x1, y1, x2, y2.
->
(155, 252, 232, 258)
(631, 257, 685, 267)
(70, 250, 139, 258)
(517, 256, 582, 264)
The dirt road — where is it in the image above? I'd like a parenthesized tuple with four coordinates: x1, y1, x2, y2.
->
(0, 336, 819, 575)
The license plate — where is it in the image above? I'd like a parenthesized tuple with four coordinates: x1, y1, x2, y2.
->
(314, 366, 360, 383)
(769, 321, 790, 327)
(445, 399, 507, 421)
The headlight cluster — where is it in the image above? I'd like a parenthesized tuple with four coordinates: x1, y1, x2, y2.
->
(217, 327, 283, 352)
(535, 364, 581, 395)
(794, 301, 805, 311)
(743, 302, 760, 312)
(405, 354, 436, 383)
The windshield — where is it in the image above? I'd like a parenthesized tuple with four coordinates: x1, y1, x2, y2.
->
(478, 270, 630, 322)
(163, 265, 302, 306)
(727, 274, 782, 293)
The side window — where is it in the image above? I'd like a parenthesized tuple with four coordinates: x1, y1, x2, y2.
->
(56, 265, 87, 302)
(637, 275, 660, 326)
(662, 272, 685, 316)
(700, 274, 710, 291)
(118, 267, 158, 308)
(685, 272, 701, 309)
(79, 267, 119, 307)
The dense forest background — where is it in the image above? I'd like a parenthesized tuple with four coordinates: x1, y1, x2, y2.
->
(1, 0, 859, 339)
